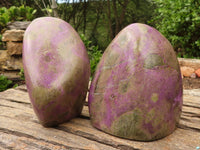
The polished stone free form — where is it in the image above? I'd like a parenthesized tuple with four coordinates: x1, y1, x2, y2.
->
(88, 23, 183, 141)
(23, 17, 90, 127)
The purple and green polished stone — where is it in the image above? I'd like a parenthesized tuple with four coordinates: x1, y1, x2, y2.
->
(23, 17, 90, 127)
(88, 23, 183, 141)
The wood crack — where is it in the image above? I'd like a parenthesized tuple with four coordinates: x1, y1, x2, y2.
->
(20, 140, 52, 150)
(182, 111, 200, 117)
(0, 104, 15, 109)
(4, 98, 31, 107)
(56, 126, 139, 150)
(181, 114, 200, 120)
(180, 117, 192, 122)
(183, 104, 200, 109)
(15, 88, 27, 92)
(0, 128, 84, 150)
(178, 124, 200, 132)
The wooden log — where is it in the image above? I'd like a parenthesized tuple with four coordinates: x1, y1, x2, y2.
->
(0, 86, 200, 150)
(0, 106, 117, 150)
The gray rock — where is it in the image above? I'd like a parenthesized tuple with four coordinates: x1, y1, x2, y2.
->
(7, 21, 31, 30)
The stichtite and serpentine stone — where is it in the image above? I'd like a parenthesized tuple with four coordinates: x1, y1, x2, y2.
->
(23, 17, 90, 127)
(88, 23, 183, 141)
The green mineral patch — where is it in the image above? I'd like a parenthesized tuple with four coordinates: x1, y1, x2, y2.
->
(153, 116, 160, 128)
(145, 108, 155, 124)
(151, 93, 159, 103)
(163, 45, 179, 71)
(117, 33, 128, 47)
(144, 108, 171, 140)
(151, 121, 173, 140)
(144, 54, 164, 69)
(133, 38, 141, 55)
(111, 108, 149, 140)
(148, 109, 162, 127)
(90, 100, 108, 130)
(32, 87, 60, 109)
(138, 24, 148, 33)
(119, 81, 129, 93)
(104, 50, 119, 67)
(174, 105, 181, 125)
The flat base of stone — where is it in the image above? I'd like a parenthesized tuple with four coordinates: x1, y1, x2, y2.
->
(92, 124, 175, 142)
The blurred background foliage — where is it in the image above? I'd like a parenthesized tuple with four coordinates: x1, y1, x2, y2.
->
(0, 75, 13, 91)
(151, 0, 200, 58)
(0, 0, 199, 75)
(0, 5, 36, 29)
(0, 0, 155, 51)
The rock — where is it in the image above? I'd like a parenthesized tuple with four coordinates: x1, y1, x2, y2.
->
(0, 71, 21, 79)
(23, 17, 90, 127)
(190, 73, 196, 78)
(180, 66, 195, 77)
(89, 23, 182, 141)
(7, 21, 31, 30)
(0, 50, 23, 71)
(195, 68, 200, 78)
(0, 50, 8, 70)
(7, 42, 23, 56)
(4, 56, 23, 70)
(2, 30, 24, 42)
(178, 58, 200, 70)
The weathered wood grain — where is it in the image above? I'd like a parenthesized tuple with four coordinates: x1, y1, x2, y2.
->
(0, 85, 200, 150)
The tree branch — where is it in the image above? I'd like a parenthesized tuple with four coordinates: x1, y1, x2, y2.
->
(51, 0, 59, 17)
(106, 0, 113, 39)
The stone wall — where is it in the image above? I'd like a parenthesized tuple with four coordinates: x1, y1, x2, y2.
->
(0, 29, 200, 79)
(0, 29, 24, 70)
(179, 58, 200, 78)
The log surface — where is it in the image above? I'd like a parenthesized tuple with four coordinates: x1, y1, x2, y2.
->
(0, 85, 199, 150)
